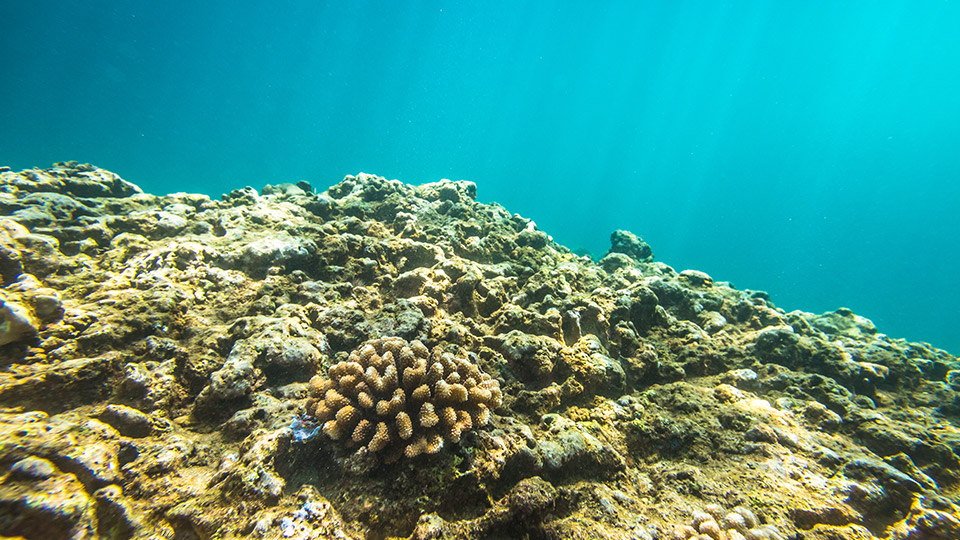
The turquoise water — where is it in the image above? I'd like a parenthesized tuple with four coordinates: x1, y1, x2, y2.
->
(2, 2, 958, 353)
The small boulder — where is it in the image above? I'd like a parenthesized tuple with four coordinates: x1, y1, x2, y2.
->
(606, 230, 653, 262)
(0, 299, 38, 346)
(97, 405, 154, 438)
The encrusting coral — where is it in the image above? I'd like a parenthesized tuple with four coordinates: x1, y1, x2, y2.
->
(306, 337, 502, 462)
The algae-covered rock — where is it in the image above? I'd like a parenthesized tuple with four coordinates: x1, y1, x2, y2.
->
(409, 476, 558, 539)
(0, 163, 958, 539)
(0, 456, 96, 538)
(607, 229, 654, 262)
(0, 297, 37, 346)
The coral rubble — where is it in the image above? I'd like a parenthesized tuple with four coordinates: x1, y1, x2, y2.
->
(0, 161, 959, 539)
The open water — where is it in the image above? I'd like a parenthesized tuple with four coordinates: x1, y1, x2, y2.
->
(1, 1, 958, 352)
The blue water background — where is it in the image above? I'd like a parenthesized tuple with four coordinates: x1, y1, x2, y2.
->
(2, 2, 958, 353)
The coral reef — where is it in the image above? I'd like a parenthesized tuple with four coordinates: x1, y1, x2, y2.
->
(305, 337, 502, 462)
(0, 161, 959, 538)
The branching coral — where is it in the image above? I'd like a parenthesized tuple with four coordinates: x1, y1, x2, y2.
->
(306, 337, 502, 462)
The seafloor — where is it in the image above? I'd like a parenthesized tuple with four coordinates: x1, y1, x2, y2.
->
(1, 163, 959, 540)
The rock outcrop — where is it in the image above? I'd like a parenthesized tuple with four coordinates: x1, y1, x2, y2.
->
(0, 162, 957, 539)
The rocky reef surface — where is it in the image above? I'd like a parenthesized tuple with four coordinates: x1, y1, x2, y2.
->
(1, 162, 959, 539)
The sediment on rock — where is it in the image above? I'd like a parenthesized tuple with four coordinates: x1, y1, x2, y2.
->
(0, 163, 958, 539)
